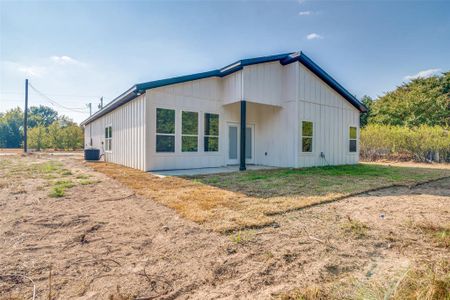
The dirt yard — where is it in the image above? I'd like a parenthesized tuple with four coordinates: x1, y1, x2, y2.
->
(1, 154, 449, 299)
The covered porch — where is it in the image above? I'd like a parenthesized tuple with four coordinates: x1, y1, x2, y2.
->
(222, 100, 291, 171)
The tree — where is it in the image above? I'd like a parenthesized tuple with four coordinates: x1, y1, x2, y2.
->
(47, 121, 64, 149)
(62, 125, 83, 150)
(28, 105, 59, 128)
(370, 72, 450, 127)
(28, 126, 48, 151)
(0, 107, 24, 148)
(359, 95, 373, 128)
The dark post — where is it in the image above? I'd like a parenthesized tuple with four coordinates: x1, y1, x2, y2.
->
(23, 79, 28, 153)
(239, 100, 246, 171)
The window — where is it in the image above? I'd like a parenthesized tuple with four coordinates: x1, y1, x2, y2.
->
(349, 126, 357, 152)
(182, 111, 198, 152)
(301, 121, 313, 152)
(204, 113, 219, 152)
(156, 108, 175, 152)
(105, 125, 112, 151)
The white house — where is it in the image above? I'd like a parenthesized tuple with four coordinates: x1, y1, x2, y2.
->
(81, 52, 367, 171)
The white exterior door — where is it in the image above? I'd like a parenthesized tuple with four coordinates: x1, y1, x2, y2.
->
(227, 123, 255, 165)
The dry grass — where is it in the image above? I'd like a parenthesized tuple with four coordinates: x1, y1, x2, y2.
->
(279, 260, 450, 300)
(87, 162, 450, 232)
(413, 221, 450, 248)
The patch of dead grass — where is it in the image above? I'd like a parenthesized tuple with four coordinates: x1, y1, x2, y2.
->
(87, 162, 450, 232)
(278, 260, 450, 300)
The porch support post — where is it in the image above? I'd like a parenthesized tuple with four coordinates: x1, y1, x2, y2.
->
(240, 100, 246, 171)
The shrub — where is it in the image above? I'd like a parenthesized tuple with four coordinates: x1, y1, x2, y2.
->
(361, 124, 450, 162)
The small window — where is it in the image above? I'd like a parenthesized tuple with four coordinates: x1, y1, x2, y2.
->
(301, 121, 313, 152)
(182, 111, 198, 152)
(156, 108, 175, 152)
(105, 125, 112, 151)
(204, 113, 219, 152)
(349, 126, 357, 152)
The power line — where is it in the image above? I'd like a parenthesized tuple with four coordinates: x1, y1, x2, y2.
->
(0, 91, 101, 98)
(27, 83, 89, 113)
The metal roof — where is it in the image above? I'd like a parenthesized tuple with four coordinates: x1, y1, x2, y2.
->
(81, 51, 366, 126)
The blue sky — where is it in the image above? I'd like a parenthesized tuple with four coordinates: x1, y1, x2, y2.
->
(1, 0, 449, 123)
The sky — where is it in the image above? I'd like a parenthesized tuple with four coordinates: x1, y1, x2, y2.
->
(1, 0, 449, 124)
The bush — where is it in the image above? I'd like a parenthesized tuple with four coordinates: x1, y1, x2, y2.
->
(361, 124, 450, 162)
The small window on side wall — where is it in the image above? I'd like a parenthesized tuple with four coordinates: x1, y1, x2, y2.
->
(182, 111, 198, 152)
(156, 108, 175, 152)
(349, 126, 357, 152)
(204, 113, 219, 152)
(302, 121, 313, 153)
(105, 125, 112, 151)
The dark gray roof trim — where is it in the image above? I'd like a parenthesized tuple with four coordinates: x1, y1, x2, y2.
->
(81, 52, 366, 126)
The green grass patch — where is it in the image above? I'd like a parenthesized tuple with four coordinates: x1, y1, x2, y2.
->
(48, 179, 75, 198)
(79, 179, 98, 185)
(192, 163, 450, 198)
(60, 169, 73, 176)
(76, 174, 91, 179)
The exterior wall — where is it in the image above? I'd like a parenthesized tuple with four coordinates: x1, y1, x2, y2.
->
(146, 79, 226, 170)
(242, 61, 283, 106)
(222, 71, 243, 104)
(84, 60, 361, 171)
(297, 64, 360, 167)
(83, 94, 146, 170)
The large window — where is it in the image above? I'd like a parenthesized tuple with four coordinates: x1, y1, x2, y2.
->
(301, 121, 313, 153)
(349, 126, 357, 152)
(204, 113, 219, 152)
(105, 125, 112, 151)
(156, 108, 175, 152)
(182, 111, 198, 152)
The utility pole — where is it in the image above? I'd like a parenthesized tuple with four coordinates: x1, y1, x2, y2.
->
(87, 103, 92, 116)
(24, 79, 29, 153)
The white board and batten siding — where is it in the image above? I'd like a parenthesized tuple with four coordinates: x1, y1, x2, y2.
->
(145, 78, 226, 171)
(84, 94, 146, 170)
(297, 64, 360, 167)
(84, 59, 361, 171)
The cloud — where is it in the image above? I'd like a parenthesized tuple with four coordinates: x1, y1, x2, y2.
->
(404, 68, 441, 80)
(50, 55, 83, 66)
(298, 11, 312, 16)
(306, 33, 323, 40)
(18, 65, 46, 77)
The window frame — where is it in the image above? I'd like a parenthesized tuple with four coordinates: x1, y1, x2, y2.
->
(301, 120, 314, 153)
(204, 112, 220, 152)
(104, 124, 112, 152)
(181, 110, 199, 152)
(156, 108, 176, 153)
(349, 126, 357, 153)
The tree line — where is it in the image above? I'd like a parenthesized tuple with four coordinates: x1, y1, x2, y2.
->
(359, 71, 449, 162)
(0, 105, 83, 150)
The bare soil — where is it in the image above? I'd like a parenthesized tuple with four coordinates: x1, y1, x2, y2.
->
(1, 155, 449, 299)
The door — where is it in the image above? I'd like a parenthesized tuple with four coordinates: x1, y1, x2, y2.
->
(228, 123, 254, 165)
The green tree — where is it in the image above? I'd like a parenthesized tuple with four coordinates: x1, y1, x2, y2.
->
(47, 121, 64, 149)
(370, 72, 450, 127)
(62, 125, 83, 150)
(28, 105, 59, 127)
(0, 107, 24, 148)
(359, 95, 373, 128)
(28, 126, 48, 151)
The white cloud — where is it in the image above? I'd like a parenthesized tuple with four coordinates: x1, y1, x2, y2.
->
(50, 55, 83, 66)
(404, 68, 441, 80)
(306, 33, 323, 40)
(299, 11, 312, 16)
(18, 65, 46, 77)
